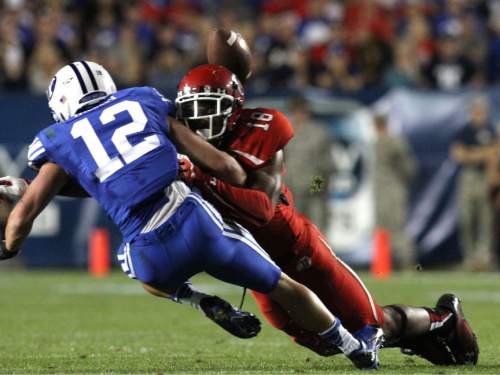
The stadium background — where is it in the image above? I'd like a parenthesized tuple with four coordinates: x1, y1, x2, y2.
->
(2, 0, 500, 270)
(0, 1, 500, 374)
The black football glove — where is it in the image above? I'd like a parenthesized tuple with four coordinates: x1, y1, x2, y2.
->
(0, 240, 20, 260)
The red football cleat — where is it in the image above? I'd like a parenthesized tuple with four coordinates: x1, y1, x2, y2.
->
(435, 293, 479, 365)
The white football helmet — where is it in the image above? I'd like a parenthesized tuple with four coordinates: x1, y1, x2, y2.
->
(47, 61, 116, 122)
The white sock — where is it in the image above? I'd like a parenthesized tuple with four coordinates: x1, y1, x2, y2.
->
(319, 318, 361, 355)
(171, 283, 209, 311)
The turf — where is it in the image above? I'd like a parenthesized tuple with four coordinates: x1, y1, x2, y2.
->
(0, 270, 498, 374)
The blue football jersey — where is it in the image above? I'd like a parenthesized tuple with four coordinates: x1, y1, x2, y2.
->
(27, 86, 179, 240)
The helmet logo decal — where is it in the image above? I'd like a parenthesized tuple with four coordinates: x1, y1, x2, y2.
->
(47, 76, 57, 99)
(182, 84, 193, 94)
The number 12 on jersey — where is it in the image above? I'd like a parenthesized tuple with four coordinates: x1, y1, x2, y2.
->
(71, 100, 160, 182)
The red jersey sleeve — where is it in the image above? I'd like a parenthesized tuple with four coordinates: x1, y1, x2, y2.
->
(228, 108, 294, 169)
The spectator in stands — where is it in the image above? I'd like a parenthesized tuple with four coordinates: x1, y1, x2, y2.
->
(0, 0, 498, 95)
(461, 12, 487, 86)
(284, 96, 334, 233)
(433, 0, 467, 38)
(451, 96, 496, 270)
(309, 20, 363, 92)
(102, 23, 144, 87)
(28, 7, 68, 94)
(487, 13, 500, 83)
(147, 47, 186, 97)
(343, 0, 395, 44)
(122, 1, 155, 60)
(421, 32, 475, 91)
(384, 40, 419, 88)
(399, 6, 434, 67)
(319, 46, 363, 92)
(0, 10, 28, 91)
(372, 113, 417, 270)
(254, 11, 302, 92)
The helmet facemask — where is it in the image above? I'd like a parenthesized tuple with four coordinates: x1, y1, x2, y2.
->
(176, 92, 235, 140)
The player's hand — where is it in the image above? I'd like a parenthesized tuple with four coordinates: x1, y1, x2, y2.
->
(0, 176, 29, 200)
(0, 240, 20, 260)
(177, 154, 200, 185)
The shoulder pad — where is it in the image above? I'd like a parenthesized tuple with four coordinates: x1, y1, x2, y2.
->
(229, 108, 294, 168)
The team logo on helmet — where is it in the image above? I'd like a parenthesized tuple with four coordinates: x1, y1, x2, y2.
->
(47, 77, 57, 100)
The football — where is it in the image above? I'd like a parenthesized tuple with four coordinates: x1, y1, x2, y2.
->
(207, 29, 253, 84)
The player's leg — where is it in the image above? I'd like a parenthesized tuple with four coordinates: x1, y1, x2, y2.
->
(266, 271, 383, 369)
(303, 224, 384, 331)
(116, 206, 260, 339)
(251, 219, 382, 331)
(140, 280, 261, 339)
(296, 223, 478, 365)
(283, 224, 478, 365)
(252, 289, 341, 356)
(191, 210, 382, 369)
(381, 294, 478, 365)
(248, 221, 384, 357)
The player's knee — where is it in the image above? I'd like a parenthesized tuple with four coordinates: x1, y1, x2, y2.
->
(381, 306, 402, 340)
(269, 273, 313, 306)
(269, 273, 297, 296)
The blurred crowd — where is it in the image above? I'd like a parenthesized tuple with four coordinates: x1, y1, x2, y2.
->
(1, 0, 500, 270)
(1, 0, 500, 96)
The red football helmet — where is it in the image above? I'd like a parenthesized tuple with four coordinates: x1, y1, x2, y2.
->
(176, 64, 245, 140)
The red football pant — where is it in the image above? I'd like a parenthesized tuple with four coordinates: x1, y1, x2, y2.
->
(252, 224, 384, 352)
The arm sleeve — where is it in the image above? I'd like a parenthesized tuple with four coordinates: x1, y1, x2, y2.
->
(195, 170, 275, 226)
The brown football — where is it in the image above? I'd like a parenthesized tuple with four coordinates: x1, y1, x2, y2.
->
(207, 29, 253, 84)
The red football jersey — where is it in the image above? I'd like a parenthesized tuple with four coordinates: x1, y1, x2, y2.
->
(194, 108, 386, 334)
(205, 107, 314, 263)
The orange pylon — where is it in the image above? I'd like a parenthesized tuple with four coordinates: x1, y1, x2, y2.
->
(88, 228, 110, 277)
(371, 228, 392, 279)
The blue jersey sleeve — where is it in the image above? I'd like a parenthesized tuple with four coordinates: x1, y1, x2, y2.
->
(27, 135, 49, 171)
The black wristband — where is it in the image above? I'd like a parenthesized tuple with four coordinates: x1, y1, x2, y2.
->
(0, 240, 19, 260)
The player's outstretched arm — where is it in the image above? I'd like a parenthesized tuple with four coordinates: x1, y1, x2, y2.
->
(168, 116, 246, 186)
(4, 163, 69, 252)
(0, 176, 89, 199)
(245, 151, 284, 205)
(179, 150, 284, 226)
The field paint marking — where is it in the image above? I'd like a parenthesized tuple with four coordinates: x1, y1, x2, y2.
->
(52, 282, 242, 296)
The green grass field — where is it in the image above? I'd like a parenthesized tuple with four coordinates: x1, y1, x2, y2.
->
(0, 270, 498, 374)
